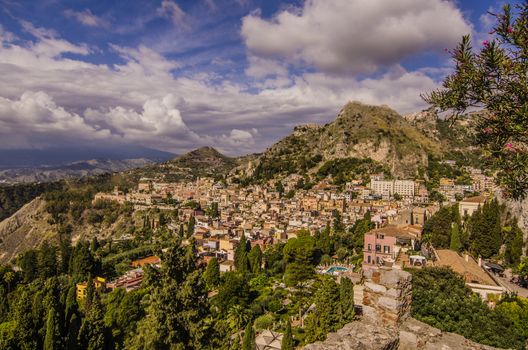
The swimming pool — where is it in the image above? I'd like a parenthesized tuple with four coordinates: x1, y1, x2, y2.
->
(324, 266, 349, 274)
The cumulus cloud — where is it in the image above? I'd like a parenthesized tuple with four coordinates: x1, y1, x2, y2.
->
(157, 0, 188, 28)
(0, 19, 446, 155)
(241, 0, 472, 74)
(245, 55, 288, 79)
(64, 9, 109, 27)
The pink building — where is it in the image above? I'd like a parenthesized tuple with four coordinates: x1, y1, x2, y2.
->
(363, 226, 420, 267)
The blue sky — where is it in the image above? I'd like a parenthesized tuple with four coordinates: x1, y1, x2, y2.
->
(0, 0, 517, 155)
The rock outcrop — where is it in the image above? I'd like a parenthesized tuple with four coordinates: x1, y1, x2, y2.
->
(303, 268, 501, 350)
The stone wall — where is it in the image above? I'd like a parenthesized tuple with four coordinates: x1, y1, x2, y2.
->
(362, 268, 412, 326)
(303, 267, 502, 350)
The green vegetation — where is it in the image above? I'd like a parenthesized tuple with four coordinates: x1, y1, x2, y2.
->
(316, 157, 389, 185)
(425, 3, 528, 199)
(411, 267, 527, 349)
(0, 181, 64, 221)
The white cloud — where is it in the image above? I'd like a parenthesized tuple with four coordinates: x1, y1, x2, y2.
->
(64, 9, 109, 27)
(157, 0, 188, 28)
(241, 0, 471, 74)
(0, 20, 445, 155)
(245, 55, 288, 79)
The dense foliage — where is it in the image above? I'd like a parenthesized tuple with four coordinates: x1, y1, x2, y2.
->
(424, 3, 528, 199)
(0, 181, 64, 221)
(411, 267, 526, 349)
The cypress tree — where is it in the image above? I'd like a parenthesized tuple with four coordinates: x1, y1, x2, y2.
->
(339, 277, 355, 324)
(241, 322, 255, 350)
(177, 223, 184, 237)
(204, 257, 220, 289)
(78, 294, 106, 350)
(14, 292, 38, 350)
(66, 313, 81, 350)
(449, 223, 462, 252)
(248, 245, 263, 273)
(64, 284, 78, 329)
(281, 320, 294, 350)
(235, 235, 249, 273)
(44, 307, 62, 350)
(85, 274, 94, 311)
(187, 216, 196, 237)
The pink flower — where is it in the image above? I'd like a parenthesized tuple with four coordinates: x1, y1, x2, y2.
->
(484, 127, 493, 134)
(508, 26, 514, 33)
(482, 40, 490, 46)
(505, 143, 514, 149)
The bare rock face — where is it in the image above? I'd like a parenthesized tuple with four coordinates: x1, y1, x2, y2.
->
(303, 268, 502, 350)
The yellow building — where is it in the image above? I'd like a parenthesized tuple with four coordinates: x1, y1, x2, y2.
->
(76, 276, 106, 301)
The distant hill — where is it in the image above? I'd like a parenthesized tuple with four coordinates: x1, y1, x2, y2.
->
(131, 146, 240, 182)
(234, 102, 481, 183)
(0, 145, 175, 169)
(0, 158, 157, 184)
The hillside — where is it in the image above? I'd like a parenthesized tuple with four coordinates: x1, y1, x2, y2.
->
(237, 102, 451, 183)
(132, 146, 240, 182)
(0, 197, 55, 262)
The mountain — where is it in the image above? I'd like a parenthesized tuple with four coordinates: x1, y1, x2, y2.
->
(0, 158, 157, 184)
(239, 102, 449, 182)
(130, 146, 240, 182)
(0, 145, 175, 169)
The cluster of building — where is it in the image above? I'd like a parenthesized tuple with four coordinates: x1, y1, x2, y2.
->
(90, 167, 498, 298)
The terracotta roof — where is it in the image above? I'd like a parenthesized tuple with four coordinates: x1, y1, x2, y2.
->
(131, 255, 161, 267)
(434, 250, 496, 286)
(367, 225, 421, 239)
(461, 195, 487, 203)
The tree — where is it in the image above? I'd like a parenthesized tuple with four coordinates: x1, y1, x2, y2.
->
(332, 210, 345, 233)
(411, 267, 525, 349)
(85, 274, 95, 311)
(235, 236, 250, 273)
(306, 277, 340, 342)
(66, 313, 81, 350)
(3, 271, 14, 293)
(248, 245, 263, 274)
(178, 223, 185, 237)
(38, 241, 58, 278)
(78, 294, 106, 350)
(187, 216, 196, 237)
(204, 257, 220, 289)
(339, 277, 355, 324)
(17, 249, 38, 283)
(275, 182, 285, 198)
(449, 223, 463, 252)
(423, 206, 453, 248)
(505, 220, 524, 266)
(281, 320, 294, 350)
(128, 243, 209, 349)
(228, 305, 251, 343)
(241, 322, 255, 350)
(13, 292, 38, 350)
(283, 235, 317, 286)
(424, 3, 528, 199)
(44, 307, 62, 350)
(469, 199, 502, 258)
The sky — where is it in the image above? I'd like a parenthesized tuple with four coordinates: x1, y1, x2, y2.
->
(0, 0, 516, 156)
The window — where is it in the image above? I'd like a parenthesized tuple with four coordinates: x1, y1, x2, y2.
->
(375, 244, 381, 252)
(367, 244, 372, 251)
(367, 255, 371, 264)
(376, 257, 381, 264)
(384, 245, 390, 254)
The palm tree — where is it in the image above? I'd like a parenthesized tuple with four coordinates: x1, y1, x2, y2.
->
(227, 304, 251, 343)
(4, 272, 14, 292)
